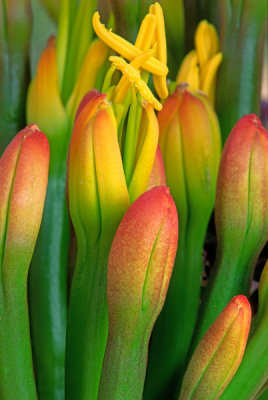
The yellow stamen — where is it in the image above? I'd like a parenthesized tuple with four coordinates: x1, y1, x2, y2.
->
(113, 50, 154, 104)
(109, 56, 162, 111)
(113, 12, 157, 104)
(149, 3, 167, 65)
(149, 3, 168, 99)
(135, 13, 157, 51)
(93, 12, 168, 77)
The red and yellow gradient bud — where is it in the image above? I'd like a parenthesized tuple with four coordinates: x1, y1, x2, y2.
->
(145, 86, 221, 399)
(98, 186, 178, 400)
(147, 145, 166, 190)
(107, 186, 178, 335)
(0, 124, 49, 273)
(179, 296, 251, 400)
(191, 115, 268, 349)
(159, 84, 221, 236)
(0, 125, 49, 399)
(26, 36, 68, 146)
(215, 115, 268, 266)
(68, 90, 130, 250)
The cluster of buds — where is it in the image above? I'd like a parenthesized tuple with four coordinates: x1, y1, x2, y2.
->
(0, 2, 267, 400)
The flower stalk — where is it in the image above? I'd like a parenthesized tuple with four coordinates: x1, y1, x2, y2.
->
(0, 125, 49, 399)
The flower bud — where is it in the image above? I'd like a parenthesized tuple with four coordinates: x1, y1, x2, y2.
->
(191, 114, 268, 352)
(0, 124, 49, 272)
(68, 89, 130, 250)
(26, 36, 68, 152)
(0, 124, 49, 399)
(220, 262, 268, 399)
(215, 115, 268, 269)
(179, 296, 251, 400)
(98, 186, 178, 400)
(107, 186, 178, 335)
(159, 84, 221, 238)
(145, 85, 221, 400)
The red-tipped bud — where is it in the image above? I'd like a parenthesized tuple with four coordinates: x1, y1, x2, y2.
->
(215, 114, 268, 276)
(179, 295, 251, 400)
(98, 187, 178, 400)
(159, 84, 221, 235)
(107, 186, 178, 338)
(68, 90, 129, 249)
(0, 124, 49, 280)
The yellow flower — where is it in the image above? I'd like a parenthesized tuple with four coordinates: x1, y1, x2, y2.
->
(176, 20, 222, 104)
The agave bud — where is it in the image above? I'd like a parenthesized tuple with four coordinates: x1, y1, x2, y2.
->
(98, 186, 178, 400)
(66, 90, 130, 400)
(68, 89, 130, 250)
(221, 261, 268, 399)
(215, 115, 268, 269)
(145, 84, 221, 400)
(27, 36, 68, 150)
(0, 124, 49, 268)
(159, 84, 221, 237)
(179, 296, 251, 400)
(192, 115, 268, 347)
(0, 125, 49, 399)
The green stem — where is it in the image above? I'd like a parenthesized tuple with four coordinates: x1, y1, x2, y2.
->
(66, 242, 109, 400)
(28, 163, 69, 400)
(144, 221, 206, 400)
(0, 280, 37, 399)
(189, 246, 259, 356)
(98, 330, 148, 400)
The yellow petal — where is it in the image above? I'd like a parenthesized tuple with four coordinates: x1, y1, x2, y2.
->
(150, 3, 168, 99)
(195, 20, 219, 69)
(113, 50, 154, 104)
